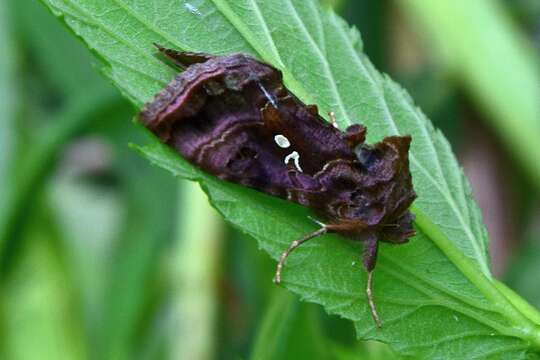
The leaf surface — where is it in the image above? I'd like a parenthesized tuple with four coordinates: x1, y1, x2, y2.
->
(0, 0, 16, 220)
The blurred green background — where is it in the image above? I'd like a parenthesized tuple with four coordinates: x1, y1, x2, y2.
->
(1, 0, 539, 359)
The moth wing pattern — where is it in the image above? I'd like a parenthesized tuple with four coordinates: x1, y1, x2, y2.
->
(140, 46, 416, 243)
(140, 47, 417, 328)
(141, 49, 362, 203)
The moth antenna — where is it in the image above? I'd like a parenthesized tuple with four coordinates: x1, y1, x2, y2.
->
(367, 270, 382, 328)
(274, 226, 327, 284)
(153, 42, 165, 51)
(153, 43, 212, 68)
(153, 43, 187, 69)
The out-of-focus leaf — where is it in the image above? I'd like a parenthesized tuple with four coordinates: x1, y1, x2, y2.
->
(331, 340, 398, 360)
(101, 126, 177, 360)
(0, 204, 86, 360)
(0, 0, 17, 224)
(339, 0, 386, 68)
(49, 118, 176, 359)
(170, 180, 221, 360)
(250, 290, 297, 360)
(507, 230, 540, 310)
(251, 288, 330, 360)
(49, 152, 125, 352)
(41, 0, 540, 357)
(219, 228, 277, 357)
(0, 88, 122, 260)
(398, 0, 540, 188)
(13, 0, 110, 99)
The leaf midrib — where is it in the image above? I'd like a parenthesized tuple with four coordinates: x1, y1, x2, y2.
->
(281, 251, 515, 337)
(379, 258, 514, 335)
(287, 269, 512, 337)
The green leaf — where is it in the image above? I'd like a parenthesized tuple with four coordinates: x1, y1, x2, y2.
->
(0, 0, 126, 260)
(251, 290, 298, 360)
(0, 89, 121, 258)
(398, 0, 540, 188)
(41, 0, 540, 358)
(507, 232, 540, 314)
(170, 180, 221, 360)
(0, 205, 86, 360)
(49, 120, 176, 359)
(102, 128, 178, 359)
(14, 0, 109, 98)
(0, 0, 17, 218)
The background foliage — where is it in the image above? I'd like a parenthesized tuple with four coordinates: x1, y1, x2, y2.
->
(1, 0, 540, 359)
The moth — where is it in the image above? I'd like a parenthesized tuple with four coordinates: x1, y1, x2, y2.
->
(139, 44, 417, 327)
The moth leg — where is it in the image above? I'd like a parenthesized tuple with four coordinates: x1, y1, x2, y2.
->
(153, 43, 213, 68)
(274, 226, 327, 284)
(363, 233, 382, 328)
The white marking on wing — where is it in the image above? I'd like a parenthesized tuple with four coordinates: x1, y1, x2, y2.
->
(285, 151, 303, 172)
(274, 134, 290, 148)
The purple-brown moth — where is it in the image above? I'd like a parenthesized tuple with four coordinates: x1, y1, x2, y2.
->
(139, 44, 417, 327)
